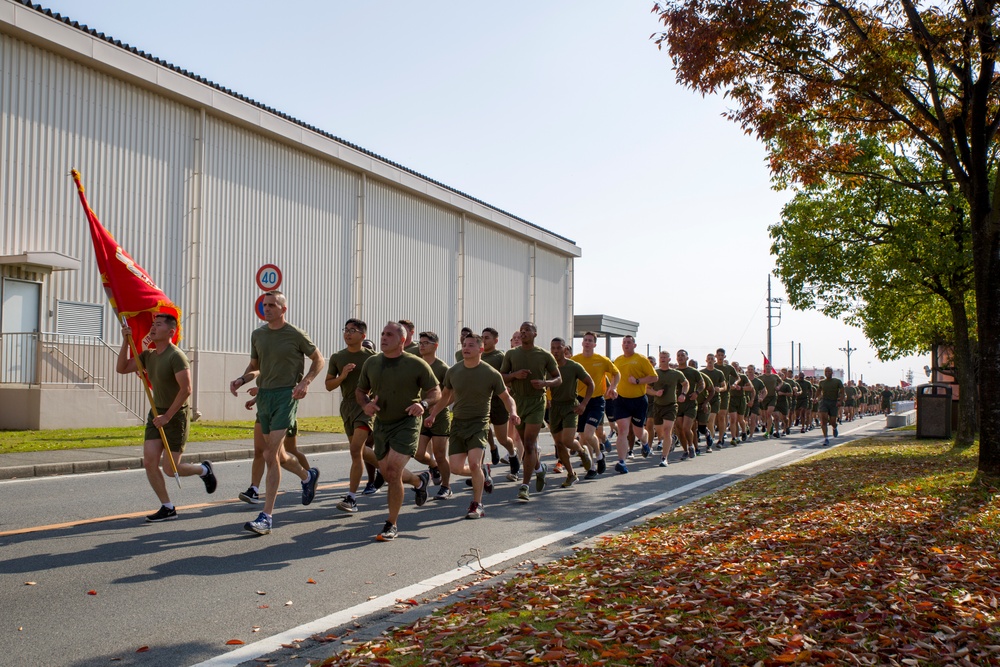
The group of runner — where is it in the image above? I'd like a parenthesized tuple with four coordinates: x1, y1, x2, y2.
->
(120, 290, 901, 541)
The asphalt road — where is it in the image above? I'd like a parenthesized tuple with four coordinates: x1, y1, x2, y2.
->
(0, 417, 887, 667)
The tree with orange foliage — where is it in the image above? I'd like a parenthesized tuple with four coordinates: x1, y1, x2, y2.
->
(653, 0, 999, 479)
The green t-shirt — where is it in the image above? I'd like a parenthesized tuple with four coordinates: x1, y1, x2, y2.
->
(735, 373, 751, 398)
(651, 367, 686, 405)
(759, 372, 780, 396)
(500, 346, 559, 398)
(698, 371, 713, 402)
(357, 352, 438, 423)
(427, 357, 449, 386)
(778, 379, 795, 399)
(404, 342, 420, 356)
(703, 367, 726, 393)
(327, 347, 375, 406)
(550, 359, 590, 404)
(679, 366, 703, 399)
(845, 386, 858, 400)
(819, 377, 845, 401)
(481, 349, 505, 371)
(443, 362, 508, 422)
(720, 363, 739, 397)
(796, 379, 813, 398)
(751, 377, 766, 405)
(250, 323, 317, 389)
(140, 344, 189, 409)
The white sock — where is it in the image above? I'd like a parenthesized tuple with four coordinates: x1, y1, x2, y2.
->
(163, 502, 174, 510)
(200, 464, 209, 476)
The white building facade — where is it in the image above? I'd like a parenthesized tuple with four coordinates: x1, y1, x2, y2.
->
(0, 1, 580, 429)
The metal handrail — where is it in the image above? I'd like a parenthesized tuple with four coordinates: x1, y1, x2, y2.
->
(1, 331, 144, 420)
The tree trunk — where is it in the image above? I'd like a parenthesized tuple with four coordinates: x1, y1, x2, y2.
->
(973, 237, 1000, 480)
(946, 295, 978, 446)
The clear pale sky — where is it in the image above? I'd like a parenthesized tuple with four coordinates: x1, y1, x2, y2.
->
(40, 0, 930, 386)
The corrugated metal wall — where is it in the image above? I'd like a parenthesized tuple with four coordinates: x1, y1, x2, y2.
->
(361, 180, 460, 354)
(463, 220, 531, 343)
(201, 118, 358, 355)
(1, 33, 194, 342)
(534, 246, 571, 342)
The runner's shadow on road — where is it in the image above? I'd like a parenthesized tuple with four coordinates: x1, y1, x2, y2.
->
(62, 638, 222, 667)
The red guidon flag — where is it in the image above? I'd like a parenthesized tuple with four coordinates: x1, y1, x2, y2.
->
(71, 169, 181, 354)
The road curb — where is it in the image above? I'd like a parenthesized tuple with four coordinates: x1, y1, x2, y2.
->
(0, 441, 350, 480)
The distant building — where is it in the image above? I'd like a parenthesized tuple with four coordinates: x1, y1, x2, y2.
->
(0, 1, 581, 428)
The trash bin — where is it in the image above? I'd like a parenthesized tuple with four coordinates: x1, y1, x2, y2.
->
(916, 384, 952, 439)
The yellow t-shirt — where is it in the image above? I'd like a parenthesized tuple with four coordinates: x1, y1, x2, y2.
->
(613, 353, 657, 399)
(571, 353, 619, 396)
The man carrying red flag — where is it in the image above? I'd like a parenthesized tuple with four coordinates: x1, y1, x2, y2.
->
(117, 315, 217, 521)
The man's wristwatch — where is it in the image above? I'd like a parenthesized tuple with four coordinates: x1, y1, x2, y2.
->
(419, 400, 429, 411)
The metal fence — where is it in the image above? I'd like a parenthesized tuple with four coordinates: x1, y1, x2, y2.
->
(0, 332, 145, 419)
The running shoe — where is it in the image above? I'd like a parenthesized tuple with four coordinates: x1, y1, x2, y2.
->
(517, 484, 530, 502)
(466, 502, 485, 519)
(244, 512, 271, 535)
(730, 438, 738, 447)
(614, 461, 629, 474)
(658, 458, 668, 467)
(596, 456, 607, 474)
(641, 442, 651, 458)
(823, 438, 830, 446)
(484, 466, 494, 494)
(680, 452, 689, 461)
(500, 453, 510, 464)
(627, 450, 635, 460)
(434, 486, 453, 500)
(146, 505, 176, 523)
(584, 469, 598, 480)
(376, 521, 397, 541)
(337, 495, 358, 512)
(579, 448, 592, 471)
(705, 446, 714, 453)
(430, 466, 442, 486)
(491, 447, 500, 466)
(706, 436, 714, 448)
(361, 481, 378, 495)
(553, 462, 565, 474)
(535, 463, 547, 492)
(373, 469, 385, 490)
(509, 454, 521, 477)
(561, 473, 578, 488)
(301, 467, 320, 505)
(414, 471, 430, 507)
(741, 432, 748, 442)
(833, 425, 839, 437)
(505, 472, 519, 482)
(238, 487, 262, 504)
(200, 461, 217, 494)
(602, 439, 613, 453)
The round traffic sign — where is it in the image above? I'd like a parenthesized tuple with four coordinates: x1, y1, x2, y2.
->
(255, 264, 282, 291)
(254, 294, 267, 321)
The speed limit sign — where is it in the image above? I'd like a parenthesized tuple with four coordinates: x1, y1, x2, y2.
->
(256, 264, 282, 291)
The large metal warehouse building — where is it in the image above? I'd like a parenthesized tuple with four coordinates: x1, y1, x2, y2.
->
(0, 0, 581, 429)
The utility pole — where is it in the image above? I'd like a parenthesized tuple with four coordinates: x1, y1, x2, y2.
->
(839, 340, 857, 383)
(767, 275, 782, 363)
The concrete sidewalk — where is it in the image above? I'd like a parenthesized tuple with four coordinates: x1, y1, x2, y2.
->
(0, 432, 350, 480)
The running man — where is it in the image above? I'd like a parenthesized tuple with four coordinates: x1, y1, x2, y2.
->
(548, 338, 595, 487)
(356, 322, 441, 541)
(117, 315, 217, 522)
(326, 318, 380, 513)
(675, 349, 705, 460)
(571, 332, 620, 478)
(500, 321, 561, 501)
(415, 331, 453, 499)
(817, 366, 846, 446)
(702, 353, 727, 450)
(758, 361, 781, 438)
(611, 335, 657, 473)
(647, 350, 689, 467)
(230, 291, 322, 535)
(425, 334, 519, 519)
(482, 327, 519, 478)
